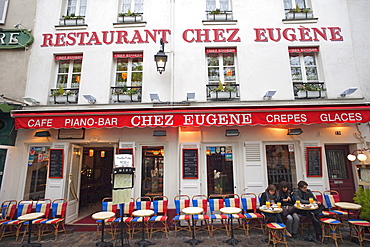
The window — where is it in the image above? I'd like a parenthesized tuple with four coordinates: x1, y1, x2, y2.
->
(114, 53, 143, 87)
(289, 48, 318, 83)
(121, 0, 143, 14)
(284, 0, 313, 19)
(141, 146, 164, 198)
(0, 0, 9, 24)
(66, 0, 87, 16)
(206, 48, 236, 85)
(55, 55, 82, 89)
(284, 0, 308, 10)
(206, 0, 230, 11)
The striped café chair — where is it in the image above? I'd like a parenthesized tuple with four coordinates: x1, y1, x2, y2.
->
(0, 200, 33, 241)
(348, 219, 370, 247)
(112, 198, 135, 239)
(224, 194, 245, 235)
(208, 195, 228, 237)
(320, 217, 343, 246)
(241, 193, 264, 235)
(323, 190, 352, 221)
(95, 197, 118, 240)
(191, 195, 210, 236)
(131, 197, 152, 239)
(149, 196, 169, 238)
(38, 199, 67, 241)
(173, 195, 191, 237)
(0, 200, 17, 223)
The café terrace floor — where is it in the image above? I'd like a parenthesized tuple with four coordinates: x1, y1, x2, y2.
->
(0, 222, 369, 247)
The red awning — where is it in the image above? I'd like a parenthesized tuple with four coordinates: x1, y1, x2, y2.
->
(12, 106, 370, 130)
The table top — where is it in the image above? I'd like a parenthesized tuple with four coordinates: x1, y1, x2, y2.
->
(335, 202, 362, 210)
(259, 206, 283, 214)
(220, 207, 242, 214)
(294, 204, 319, 211)
(92, 211, 115, 220)
(182, 207, 204, 215)
(132, 209, 154, 217)
(18, 212, 44, 221)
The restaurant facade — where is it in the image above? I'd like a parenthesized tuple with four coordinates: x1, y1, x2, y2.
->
(2, 0, 370, 223)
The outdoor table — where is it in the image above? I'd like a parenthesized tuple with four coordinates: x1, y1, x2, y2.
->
(259, 206, 283, 214)
(18, 212, 44, 247)
(92, 211, 115, 247)
(182, 207, 204, 247)
(132, 209, 155, 247)
(334, 202, 362, 219)
(220, 207, 242, 246)
(294, 203, 319, 242)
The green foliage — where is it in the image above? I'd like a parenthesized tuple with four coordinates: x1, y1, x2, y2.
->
(354, 187, 370, 221)
(209, 9, 222, 15)
(113, 86, 138, 95)
(297, 84, 326, 92)
(62, 13, 84, 19)
(118, 9, 141, 16)
(212, 81, 236, 92)
(50, 85, 75, 96)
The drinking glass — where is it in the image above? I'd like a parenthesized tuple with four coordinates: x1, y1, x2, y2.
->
(296, 200, 300, 207)
(277, 202, 281, 208)
(266, 201, 271, 208)
(309, 198, 314, 204)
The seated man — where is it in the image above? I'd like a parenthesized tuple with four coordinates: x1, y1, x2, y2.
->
(293, 180, 325, 241)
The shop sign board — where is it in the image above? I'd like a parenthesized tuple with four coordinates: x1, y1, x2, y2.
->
(0, 29, 34, 49)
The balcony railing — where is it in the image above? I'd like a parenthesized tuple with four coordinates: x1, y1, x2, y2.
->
(206, 84, 239, 100)
(49, 88, 79, 104)
(59, 17, 85, 26)
(117, 13, 143, 23)
(284, 9, 314, 19)
(111, 86, 142, 103)
(205, 10, 233, 21)
(293, 82, 326, 99)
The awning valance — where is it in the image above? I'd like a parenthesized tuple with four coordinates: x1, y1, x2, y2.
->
(54, 54, 83, 60)
(12, 106, 370, 130)
(288, 47, 319, 53)
(205, 48, 236, 54)
(113, 52, 143, 58)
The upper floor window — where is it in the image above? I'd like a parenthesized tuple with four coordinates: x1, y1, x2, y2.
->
(55, 55, 82, 89)
(206, 0, 230, 11)
(206, 48, 239, 100)
(284, 0, 313, 19)
(206, 0, 233, 21)
(0, 0, 9, 24)
(114, 53, 143, 87)
(67, 0, 87, 17)
(121, 0, 143, 14)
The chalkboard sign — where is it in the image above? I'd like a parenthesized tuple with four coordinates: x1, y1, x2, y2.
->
(118, 148, 134, 166)
(49, 149, 64, 178)
(183, 149, 198, 179)
(306, 147, 322, 177)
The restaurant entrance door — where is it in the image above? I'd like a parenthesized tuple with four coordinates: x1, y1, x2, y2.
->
(206, 145, 234, 196)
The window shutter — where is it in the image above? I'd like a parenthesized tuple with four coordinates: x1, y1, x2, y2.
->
(243, 141, 264, 196)
(206, 0, 216, 11)
(134, 0, 143, 13)
(0, 0, 9, 24)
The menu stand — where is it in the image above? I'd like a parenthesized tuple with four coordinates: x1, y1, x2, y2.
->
(220, 207, 242, 246)
(92, 211, 115, 247)
(132, 210, 155, 247)
(18, 212, 44, 247)
(182, 207, 204, 247)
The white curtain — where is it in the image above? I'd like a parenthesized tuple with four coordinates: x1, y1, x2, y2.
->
(206, 0, 216, 11)
(134, 0, 143, 13)
(219, 0, 229, 11)
(122, 0, 131, 13)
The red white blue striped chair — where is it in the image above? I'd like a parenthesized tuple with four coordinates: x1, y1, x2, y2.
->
(208, 195, 228, 237)
(112, 198, 135, 239)
(21, 199, 51, 242)
(224, 194, 245, 235)
(38, 199, 67, 240)
(149, 196, 169, 238)
(131, 197, 152, 239)
(173, 195, 191, 237)
(348, 219, 370, 247)
(241, 193, 264, 235)
(323, 190, 352, 221)
(95, 197, 118, 240)
(0, 200, 32, 241)
(191, 195, 210, 236)
(266, 222, 288, 247)
(0, 200, 17, 223)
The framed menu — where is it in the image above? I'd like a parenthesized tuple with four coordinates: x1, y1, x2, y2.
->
(183, 149, 198, 179)
(306, 147, 322, 177)
(49, 149, 64, 178)
(118, 148, 134, 166)
(58, 128, 85, 139)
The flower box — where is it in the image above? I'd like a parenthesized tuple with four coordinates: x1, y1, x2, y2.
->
(113, 94, 139, 102)
(207, 13, 232, 21)
(59, 18, 85, 26)
(117, 15, 143, 23)
(286, 12, 313, 19)
(49, 95, 78, 104)
(210, 91, 237, 99)
(297, 91, 326, 99)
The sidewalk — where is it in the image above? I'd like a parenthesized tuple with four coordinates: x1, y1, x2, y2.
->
(0, 224, 368, 247)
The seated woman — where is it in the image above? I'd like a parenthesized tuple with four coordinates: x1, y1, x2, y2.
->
(279, 181, 299, 238)
(260, 184, 283, 224)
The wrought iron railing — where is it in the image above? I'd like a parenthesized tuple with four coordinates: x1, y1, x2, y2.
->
(284, 9, 314, 19)
(117, 13, 143, 23)
(111, 86, 142, 103)
(206, 84, 239, 100)
(293, 82, 326, 99)
(49, 88, 79, 104)
(59, 17, 85, 26)
(205, 10, 233, 21)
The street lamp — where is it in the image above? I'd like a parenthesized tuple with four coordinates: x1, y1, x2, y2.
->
(347, 148, 370, 162)
(154, 38, 167, 74)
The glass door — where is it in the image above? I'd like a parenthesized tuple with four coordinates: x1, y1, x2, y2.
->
(206, 146, 234, 196)
(141, 146, 164, 199)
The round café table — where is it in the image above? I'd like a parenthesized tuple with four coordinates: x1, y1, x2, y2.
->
(182, 207, 204, 247)
(132, 209, 155, 247)
(18, 212, 44, 247)
(294, 203, 319, 241)
(92, 211, 115, 247)
(334, 202, 362, 219)
(220, 207, 242, 246)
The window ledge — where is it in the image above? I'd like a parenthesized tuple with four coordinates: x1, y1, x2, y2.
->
(55, 24, 88, 30)
(282, 18, 318, 24)
(202, 20, 237, 25)
(113, 22, 147, 28)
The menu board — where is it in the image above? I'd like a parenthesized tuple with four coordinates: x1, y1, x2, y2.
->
(306, 147, 322, 177)
(49, 149, 64, 178)
(118, 148, 134, 166)
(183, 149, 198, 179)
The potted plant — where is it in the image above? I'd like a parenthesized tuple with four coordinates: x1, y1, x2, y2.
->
(286, 5, 313, 19)
(296, 84, 326, 98)
(60, 13, 85, 25)
(210, 81, 237, 99)
(207, 8, 232, 21)
(117, 10, 142, 23)
(49, 85, 78, 103)
(354, 187, 370, 221)
(112, 86, 139, 102)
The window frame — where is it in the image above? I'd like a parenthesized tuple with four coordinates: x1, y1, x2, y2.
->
(289, 51, 320, 83)
(206, 51, 237, 85)
(284, 0, 309, 10)
(56, 59, 82, 89)
(206, 0, 231, 11)
(66, 0, 87, 17)
(0, 0, 9, 24)
(120, 0, 144, 14)
(114, 56, 143, 87)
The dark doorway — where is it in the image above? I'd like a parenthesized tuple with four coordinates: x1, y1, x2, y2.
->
(325, 145, 356, 202)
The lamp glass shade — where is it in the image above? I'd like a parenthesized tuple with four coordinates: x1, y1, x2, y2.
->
(89, 149, 94, 157)
(154, 51, 167, 74)
(100, 151, 105, 158)
(357, 153, 367, 162)
(347, 154, 356, 161)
